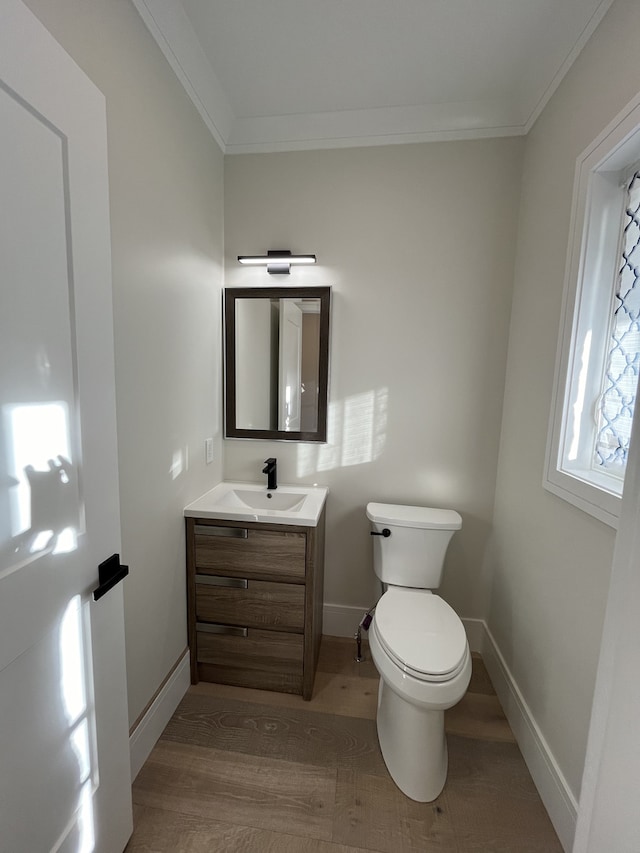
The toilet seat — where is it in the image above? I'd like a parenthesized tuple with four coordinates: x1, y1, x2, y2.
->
(374, 588, 468, 683)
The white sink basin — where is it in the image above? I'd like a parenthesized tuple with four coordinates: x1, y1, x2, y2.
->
(219, 489, 306, 512)
(184, 481, 328, 527)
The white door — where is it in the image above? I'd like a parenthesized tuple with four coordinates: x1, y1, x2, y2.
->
(278, 299, 303, 431)
(0, 3, 132, 852)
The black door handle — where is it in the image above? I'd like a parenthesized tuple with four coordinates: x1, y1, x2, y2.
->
(93, 553, 129, 601)
(370, 528, 391, 538)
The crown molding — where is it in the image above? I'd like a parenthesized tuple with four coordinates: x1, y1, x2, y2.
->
(133, 0, 615, 155)
(131, 0, 232, 151)
(225, 102, 526, 154)
(523, 0, 615, 134)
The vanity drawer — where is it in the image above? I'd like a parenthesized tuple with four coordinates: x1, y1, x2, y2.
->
(195, 576, 304, 631)
(196, 627, 304, 694)
(194, 524, 306, 583)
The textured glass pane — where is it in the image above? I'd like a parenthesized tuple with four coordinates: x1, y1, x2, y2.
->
(595, 171, 640, 474)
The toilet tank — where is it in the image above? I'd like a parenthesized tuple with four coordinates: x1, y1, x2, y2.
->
(366, 502, 462, 588)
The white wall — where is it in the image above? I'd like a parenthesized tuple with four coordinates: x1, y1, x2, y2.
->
(487, 0, 640, 803)
(224, 139, 524, 623)
(24, 0, 225, 726)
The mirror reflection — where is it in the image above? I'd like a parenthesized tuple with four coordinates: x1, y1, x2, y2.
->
(224, 287, 330, 442)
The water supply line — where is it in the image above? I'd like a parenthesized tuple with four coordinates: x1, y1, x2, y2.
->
(355, 604, 376, 662)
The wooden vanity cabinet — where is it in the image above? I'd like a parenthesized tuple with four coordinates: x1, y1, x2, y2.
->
(185, 508, 325, 700)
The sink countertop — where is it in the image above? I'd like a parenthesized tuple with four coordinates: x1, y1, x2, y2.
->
(184, 481, 328, 527)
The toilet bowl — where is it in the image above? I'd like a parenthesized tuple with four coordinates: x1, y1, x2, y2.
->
(369, 587, 471, 801)
(366, 502, 469, 802)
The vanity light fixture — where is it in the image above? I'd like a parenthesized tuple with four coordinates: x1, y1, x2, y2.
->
(237, 250, 316, 275)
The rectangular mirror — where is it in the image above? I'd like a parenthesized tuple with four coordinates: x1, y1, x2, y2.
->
(224, 286, 331, 442)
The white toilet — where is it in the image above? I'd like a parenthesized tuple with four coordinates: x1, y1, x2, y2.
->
(366, 501, 471, 802)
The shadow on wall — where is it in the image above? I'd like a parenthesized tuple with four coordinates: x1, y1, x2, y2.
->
(439, 513, 494, 615)
(296, 387, 389, 478)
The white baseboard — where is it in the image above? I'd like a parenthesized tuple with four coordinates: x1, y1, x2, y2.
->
(129, 649, 191, 781)
(479, 622, 577, 852)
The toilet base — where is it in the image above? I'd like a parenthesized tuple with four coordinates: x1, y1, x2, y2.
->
(376, 678, 448, 802)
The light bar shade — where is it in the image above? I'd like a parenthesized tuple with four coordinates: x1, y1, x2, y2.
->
(237, 250, 316, 274)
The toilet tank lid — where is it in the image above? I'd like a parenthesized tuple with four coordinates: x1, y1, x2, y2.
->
(366, 502, 462, 530)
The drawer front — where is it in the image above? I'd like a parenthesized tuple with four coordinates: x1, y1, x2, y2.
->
(195, 577, 304, 631)
(194, 525, 306, 583)
(196, 628, 303, 694)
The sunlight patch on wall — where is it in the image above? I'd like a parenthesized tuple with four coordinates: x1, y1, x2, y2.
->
(296, 388, 388, 477)
(170, 445, 189, 480)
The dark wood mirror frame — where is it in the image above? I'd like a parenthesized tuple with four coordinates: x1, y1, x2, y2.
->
(224, 286, 331, 442)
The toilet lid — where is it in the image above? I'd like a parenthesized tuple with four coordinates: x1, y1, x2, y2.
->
(374, 589, 468, 681)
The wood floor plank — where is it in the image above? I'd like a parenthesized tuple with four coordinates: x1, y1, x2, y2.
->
(317, 635, 378, 680)
(127, 638, 561, 853)
(133, 740, 336, 841)
(301, 671, 379, 719)
(447, 784, 563, 852)
(468, 652, 496, 696)
(126, 804, 370, 853)
(163, 691, 387, 776)
(445, 693, 515, 742)
(445, 736, 564, 850)
(192, 670, 379, 720)
(332, 768, 458, 853)
(446, 735, 541, 800)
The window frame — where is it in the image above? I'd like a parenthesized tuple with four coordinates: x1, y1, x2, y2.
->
(544, 94, 640, 529)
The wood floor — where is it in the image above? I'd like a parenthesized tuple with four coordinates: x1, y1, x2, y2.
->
(127, 637, 563, 852)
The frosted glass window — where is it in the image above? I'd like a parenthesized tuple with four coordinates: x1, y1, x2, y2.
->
(595, 171, 640, 476)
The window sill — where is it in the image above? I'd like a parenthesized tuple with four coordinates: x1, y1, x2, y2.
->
(543, 468, 620, 529)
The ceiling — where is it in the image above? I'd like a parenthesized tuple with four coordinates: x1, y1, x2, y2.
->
(132, 0, 613, 154)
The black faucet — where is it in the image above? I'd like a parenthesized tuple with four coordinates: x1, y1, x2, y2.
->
(262, 457, 277, 490)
